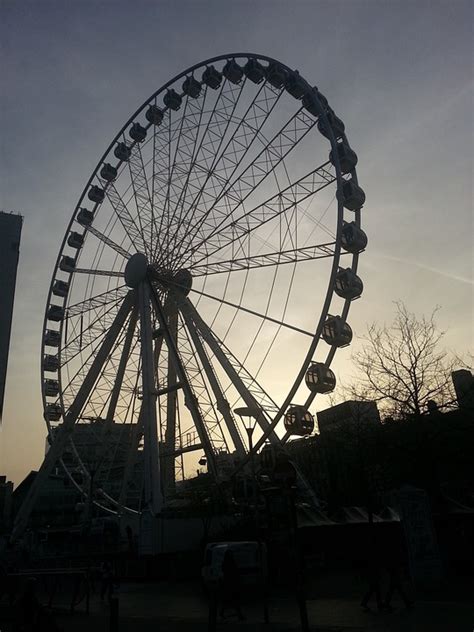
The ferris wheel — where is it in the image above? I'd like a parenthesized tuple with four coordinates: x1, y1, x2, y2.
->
(16, 53, 367, 532)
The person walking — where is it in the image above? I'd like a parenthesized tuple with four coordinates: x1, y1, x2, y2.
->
(383, 537, 414, 610)
(219, 549, 245, 621)
(361, 531, 383, 612)
(100, 560, 114, 603)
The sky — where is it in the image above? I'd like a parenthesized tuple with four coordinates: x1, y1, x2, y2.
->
(0, 0, 473, 487)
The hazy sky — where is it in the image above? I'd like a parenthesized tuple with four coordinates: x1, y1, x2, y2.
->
(1, 0, 472, 486)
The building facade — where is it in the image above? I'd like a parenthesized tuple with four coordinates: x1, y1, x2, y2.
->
(0, 212, 23, 419)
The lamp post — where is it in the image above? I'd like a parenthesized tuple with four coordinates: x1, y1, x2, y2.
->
(234, 407, 270, 624)
(234, 407, 260, 535)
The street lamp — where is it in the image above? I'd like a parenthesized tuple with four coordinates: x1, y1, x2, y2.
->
(234, 407, 269, 624)
(234, 407, 260, 532)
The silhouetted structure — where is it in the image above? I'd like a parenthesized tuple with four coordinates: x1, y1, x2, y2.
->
(0, 212, 23, 420)
(317, 400, 381, 435)
(0, 475, 14, 532)
(451, 369, 474, 411)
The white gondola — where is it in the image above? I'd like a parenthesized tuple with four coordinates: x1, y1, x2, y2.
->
(114, 142, 132, 162)
(47, 305, 65, 322)
(44, 379, 59, 397)
(163, 89, 182, 111)
(334, 268, 363, 300)
(76, 207, 94, 226)
(305, 363, 336, 393)
(337, 179, 366, 210)
(129, 122, 147, 142)
(341, 221, 368, 254)
(52, 280, 69, 298)
(329, 142, 358, 175)
(202, 65, 222, 89)
(322, 315, 353, 347)
(100, 163, 117, 182)
(222, 59, 243, 84)
(182, 76, 201, 98)
(44, 330, 61, 347)
(88, 185, 105, 203)
(45, 403, 62, 421)
(59, 256, 75, 273)
(43, 355, 60, 372)
(284, 405, 315, 436)
(67, 232, 84, 249)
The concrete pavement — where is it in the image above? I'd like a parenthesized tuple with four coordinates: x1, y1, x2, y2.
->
(52, 581, 474, 632)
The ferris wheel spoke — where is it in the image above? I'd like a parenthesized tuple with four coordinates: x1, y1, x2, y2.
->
(66, 286, 128, 318)
(186, 162, 336, 269)
(62, 297, 127, 366)
(158, 95, 204, 267)
(173, 104, 318, 269)
(157, 89, 211, 266)
(74, 268, 123, 278)
(163, 80, 247, 263)
(61, 307, 137, 414)
(166, 79, 277, 261)
(178, 296, 280, 442)
(183, 285, 314, 338)
(189, 241, 338, 276)
(127, 142, 155, 259)
(106, 183, 148, 255)
(84, 224, 132, 260)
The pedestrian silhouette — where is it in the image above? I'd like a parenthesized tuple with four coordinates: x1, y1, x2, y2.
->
(383, 536, 414, 609)
(219, 549, 245, 621)
(361, 531, 383, 611)
(100, 560, 114, 602)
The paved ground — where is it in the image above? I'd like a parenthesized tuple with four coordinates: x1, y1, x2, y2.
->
(2, 572, 473, 631)
(49, 580, 474, 632)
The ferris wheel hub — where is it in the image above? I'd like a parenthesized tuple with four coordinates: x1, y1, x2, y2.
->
(148, 265, 193, 296)
(124, 252, 149, 288)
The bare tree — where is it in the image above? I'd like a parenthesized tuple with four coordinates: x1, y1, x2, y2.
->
(348, 302, 459, 418)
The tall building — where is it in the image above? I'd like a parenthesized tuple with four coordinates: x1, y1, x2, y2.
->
(0, 212, 23, 419)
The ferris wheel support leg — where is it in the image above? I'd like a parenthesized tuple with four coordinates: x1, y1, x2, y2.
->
(149, 286, 218, 480)
(179, 297, 280, 445)
(118, 408, 143, 511)
(179, 299, 246, 459)
(163, 304, 178, 497)
(106, 307, 139, 423)
(138, 281, 163, 516)
(11, 291, 135, 543)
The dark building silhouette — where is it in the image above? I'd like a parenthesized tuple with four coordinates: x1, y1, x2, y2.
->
(0, 475, 14, 532)
(317, 400, 381, 434)
(451, 369, 474, 411)
(0, 212, 23, 419)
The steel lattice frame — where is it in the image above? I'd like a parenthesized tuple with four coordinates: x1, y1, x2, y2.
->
(15, 53, 367, 535)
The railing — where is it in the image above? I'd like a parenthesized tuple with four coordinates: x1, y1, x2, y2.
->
(7, 567, 91, 614)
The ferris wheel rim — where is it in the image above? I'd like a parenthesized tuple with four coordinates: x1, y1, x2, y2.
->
(40, 53, 365, 509)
